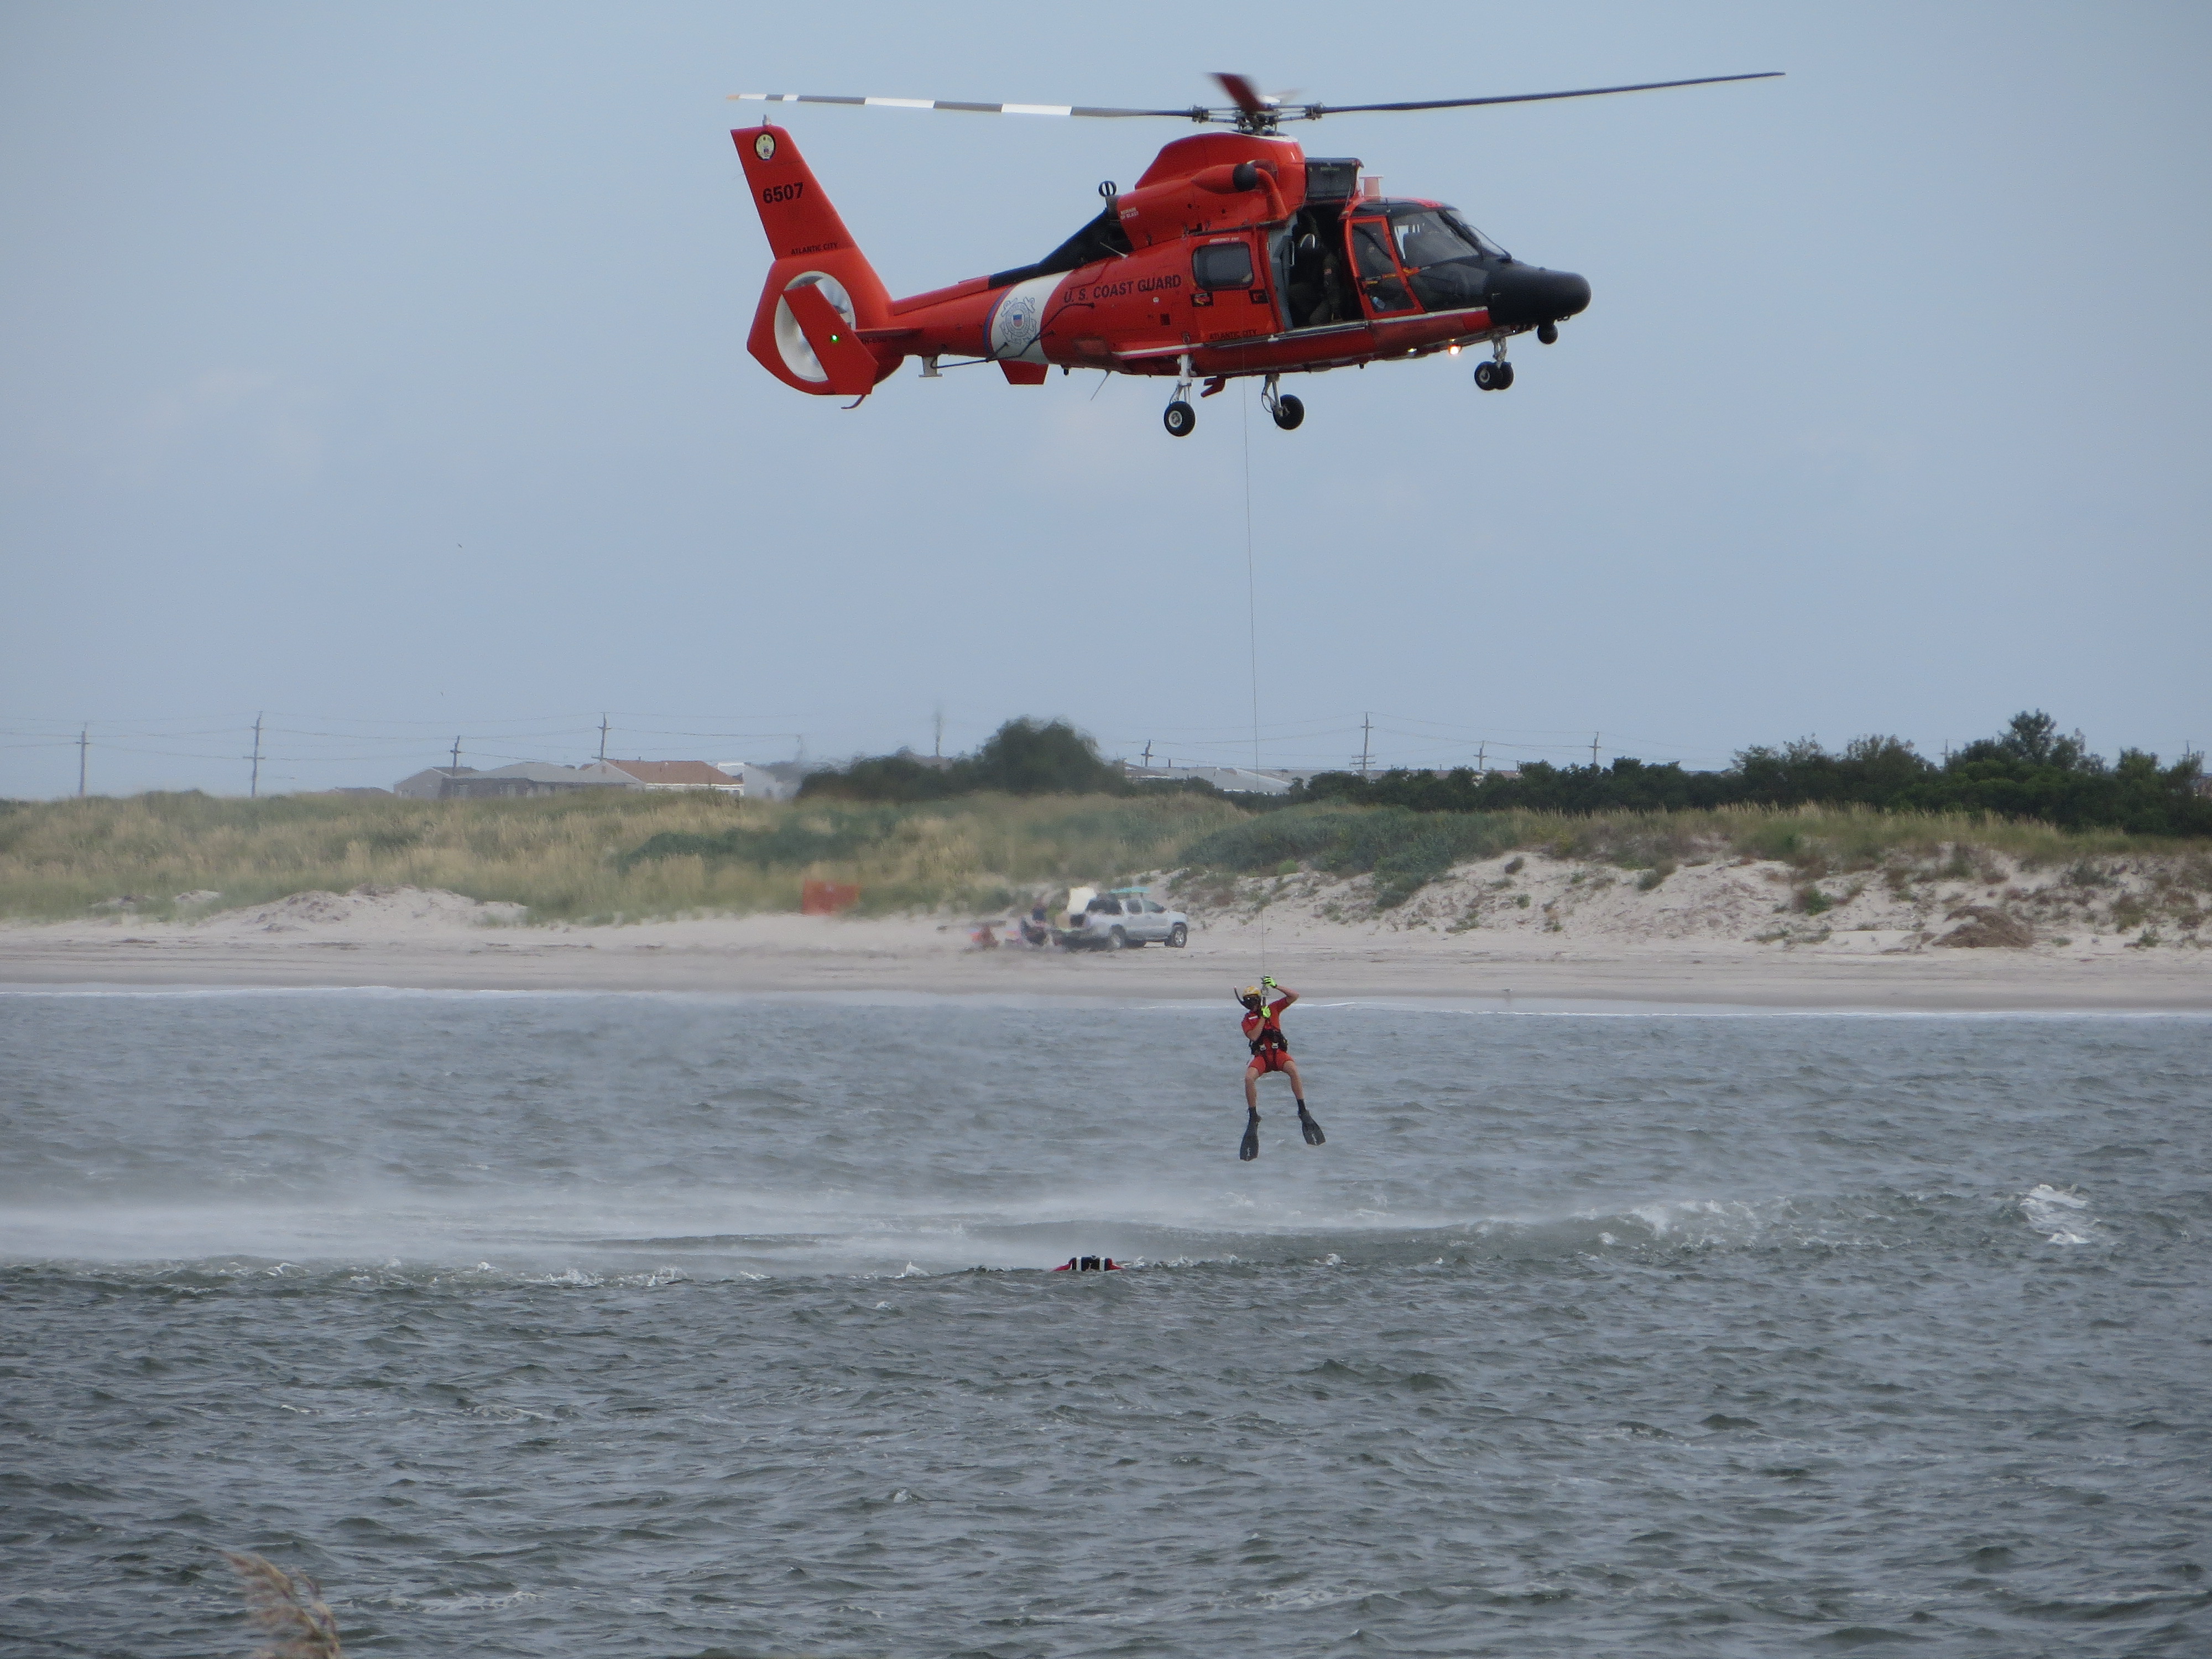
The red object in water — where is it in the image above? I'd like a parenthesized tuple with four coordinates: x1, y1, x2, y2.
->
(800, 879, 859, 916)
(1053, 1256, 1121, 1272)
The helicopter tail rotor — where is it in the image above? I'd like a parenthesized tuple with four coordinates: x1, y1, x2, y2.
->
(733, 125, 897, 396)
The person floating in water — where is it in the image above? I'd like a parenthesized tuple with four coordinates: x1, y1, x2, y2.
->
(1238, 977, 1325, 1160)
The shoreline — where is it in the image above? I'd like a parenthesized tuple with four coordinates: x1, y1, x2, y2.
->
(3, 909, 2205, 1013)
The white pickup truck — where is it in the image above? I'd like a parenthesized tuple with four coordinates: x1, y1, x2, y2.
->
(1064, 887, 1189, 951)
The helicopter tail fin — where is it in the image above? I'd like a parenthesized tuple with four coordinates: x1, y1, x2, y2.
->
(734, 123, 897, 395)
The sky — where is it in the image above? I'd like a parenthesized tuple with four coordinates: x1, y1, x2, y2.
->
(3, 2, 2208, 797)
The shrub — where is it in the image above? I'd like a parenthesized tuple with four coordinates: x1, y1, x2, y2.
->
(801, 718, 1126, 801)
(1937, 905, 2033, 948)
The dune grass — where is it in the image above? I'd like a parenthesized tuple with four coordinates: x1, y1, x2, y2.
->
(7, 790, 2199, 926)
(0, 789, 1247, 923)
(1172, 802, 2207, 908)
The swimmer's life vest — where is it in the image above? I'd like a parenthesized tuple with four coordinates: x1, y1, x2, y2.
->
(1054, 1255, 1120, 1272)
(1242, 999, 1290, 1057)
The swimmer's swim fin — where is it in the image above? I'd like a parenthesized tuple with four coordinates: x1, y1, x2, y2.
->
(1239, 1108, 1260, 1161)
(1297, 1103, 1326, 1146)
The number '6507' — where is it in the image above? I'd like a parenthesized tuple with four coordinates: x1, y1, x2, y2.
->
(761, 182, 806, 205)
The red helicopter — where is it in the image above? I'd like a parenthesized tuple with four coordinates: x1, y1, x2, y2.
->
(730, 71, 1778, 436)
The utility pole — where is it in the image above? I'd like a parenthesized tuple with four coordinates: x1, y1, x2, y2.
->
(1358, 713, 1373, 780)
(933, 705, 944, 761)
(1142, 740, 1152, 767)
(1590, 731, 1600, 768)
(77, 726, 88, 797)
(248, 713, 264, 799)
(450, 735, 463, 771)
(1476, 742, 1486, 775)
(597, 714, 610, 761)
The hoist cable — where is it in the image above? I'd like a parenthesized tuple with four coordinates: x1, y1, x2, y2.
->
(1241, 380, 1265, 978)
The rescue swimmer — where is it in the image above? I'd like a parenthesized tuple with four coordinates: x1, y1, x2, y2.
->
(1237, 976, 1326, 1160)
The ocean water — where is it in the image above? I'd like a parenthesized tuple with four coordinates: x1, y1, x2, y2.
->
(2, 988, 2206, 1658)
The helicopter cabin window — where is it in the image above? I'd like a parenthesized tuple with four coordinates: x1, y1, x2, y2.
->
(1350, 219, 1414, 314)
(1192, 241, 1255, 290)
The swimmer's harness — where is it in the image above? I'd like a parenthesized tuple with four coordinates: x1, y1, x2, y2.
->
(1242, 997, 1290, 1060)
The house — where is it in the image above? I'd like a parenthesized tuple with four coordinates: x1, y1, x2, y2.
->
(1121, 763, 1316, 796)
(394, 766, 471, 799)
(392, 762, 644, 800)
(716, 760, 807, 801)
(601, 760, 744, 793)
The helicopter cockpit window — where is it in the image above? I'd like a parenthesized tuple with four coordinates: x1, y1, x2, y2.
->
(1390, 210, 1485, 269)
(1386, 208, 1499, 315)
(1192, 241, 1256, 290)
(1444, 210, 1510, 262)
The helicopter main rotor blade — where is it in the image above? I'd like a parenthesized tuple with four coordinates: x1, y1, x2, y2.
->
(1293, 71, 1782, 119)
(731, 92, 1214, 121)
(1213, 72, 1271, 117)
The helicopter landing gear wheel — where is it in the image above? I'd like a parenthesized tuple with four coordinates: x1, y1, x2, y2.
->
(1476, 338, 1516, 390)
(1163, 359, 1197, 438)
(1537, 321, 1559, 345)
(1271, 394, 1304, 430)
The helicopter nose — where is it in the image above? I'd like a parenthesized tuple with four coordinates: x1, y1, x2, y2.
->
(1485, 264, 1591, 328)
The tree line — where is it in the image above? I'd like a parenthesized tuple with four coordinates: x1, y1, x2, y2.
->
(797, 712, 2210, 837)
(1294, 712, 2210, 837)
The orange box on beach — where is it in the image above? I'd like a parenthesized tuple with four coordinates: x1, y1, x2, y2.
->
(800, 879, 859, 916)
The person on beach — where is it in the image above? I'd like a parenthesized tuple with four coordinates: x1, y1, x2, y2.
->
(1238, 977, 1324, 1159)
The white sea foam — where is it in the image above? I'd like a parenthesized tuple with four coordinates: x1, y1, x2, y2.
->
(2021, 1183, 2103, 1245)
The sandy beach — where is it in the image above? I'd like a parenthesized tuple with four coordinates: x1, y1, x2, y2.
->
(4, 852, 2205, 1009)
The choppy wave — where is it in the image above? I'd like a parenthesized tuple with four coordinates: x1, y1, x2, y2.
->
(2019, 1182, 2106, 1244)
(0, 1181, 2114, 1286)
(4, 990, 2204, 1659)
